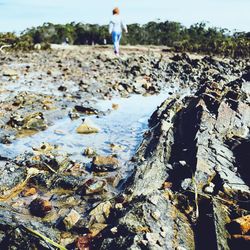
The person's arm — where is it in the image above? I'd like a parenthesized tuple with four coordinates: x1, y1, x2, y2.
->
(109, 21, 113, 34)
(121, 20, 128, 33)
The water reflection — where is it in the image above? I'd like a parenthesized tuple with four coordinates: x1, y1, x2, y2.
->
(0, 93, 174, 164)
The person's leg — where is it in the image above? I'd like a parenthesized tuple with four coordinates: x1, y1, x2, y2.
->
(112, 32, 121, 55)
(116, 33, 122, 55)
(112, 32, 118, 54)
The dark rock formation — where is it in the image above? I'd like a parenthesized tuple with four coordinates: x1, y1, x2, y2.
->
(1, 48, 250, 249)
(93, 78, 250, 249)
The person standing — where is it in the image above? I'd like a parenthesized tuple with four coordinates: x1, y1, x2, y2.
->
(109, 7, 128, 56)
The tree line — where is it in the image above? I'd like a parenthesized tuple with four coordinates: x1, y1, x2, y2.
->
(0, 21, 249, 57)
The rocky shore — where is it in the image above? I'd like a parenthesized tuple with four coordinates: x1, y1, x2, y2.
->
(0, 46, 249, 249)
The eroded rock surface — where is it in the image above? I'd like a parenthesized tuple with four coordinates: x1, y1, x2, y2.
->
(0, 47, 249, 249)
(93, 77, 250, 250)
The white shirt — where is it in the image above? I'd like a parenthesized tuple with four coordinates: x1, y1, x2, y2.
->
(109, 14, 127, 34)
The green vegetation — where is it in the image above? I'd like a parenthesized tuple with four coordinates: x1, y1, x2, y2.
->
(0, 32, 48, 51)
(0, 21, 249, 57)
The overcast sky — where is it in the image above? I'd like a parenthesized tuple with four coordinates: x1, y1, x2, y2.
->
(0, 0, 249, 32)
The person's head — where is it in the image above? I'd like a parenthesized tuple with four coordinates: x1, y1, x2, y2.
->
(113, 7, 120, 15)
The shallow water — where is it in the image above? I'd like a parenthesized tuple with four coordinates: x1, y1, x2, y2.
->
(0, 92, 177, 165)
(2, 74, 79, 96)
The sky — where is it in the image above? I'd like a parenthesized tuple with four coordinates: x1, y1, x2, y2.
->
(0, 0, 249, 33)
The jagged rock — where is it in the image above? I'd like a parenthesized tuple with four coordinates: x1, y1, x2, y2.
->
(63, 209, 81, 230)
(230, 234, 250, 250)
(0, 48, 249, 250)
(181, 178, 193, 190)
(23, 113, 47, 130)
(7, 114, 24, 127)
(0, 161, 26, 195)
(242, 72, 250, 81)
(69, 111, 80, 119)
(52, 174, 86, 189)
(89, 223, 108, 238)
(78, 178, 106, 195)
(0, 209, 60, 249)
(83, 147, 96, 157)
(8, 112, 47, 131)
(89, 201, 112, 224)
(58, 85, 67, 91)
(92, 156, 119, 172)
(213, 200, 231, 250)
(75, 105, 98, 115)
(204, 182, 215, 194)
(92, 96, 196, 249)
(227, 215, 250, 235)
(92, 78, 250, 249)
(76, 118, 99, 134)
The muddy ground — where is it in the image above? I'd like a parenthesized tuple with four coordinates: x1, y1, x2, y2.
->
(0, 46, 249, 249)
